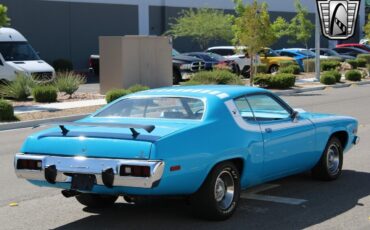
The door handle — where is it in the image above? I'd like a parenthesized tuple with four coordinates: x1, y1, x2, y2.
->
(265, 128, 272, 133)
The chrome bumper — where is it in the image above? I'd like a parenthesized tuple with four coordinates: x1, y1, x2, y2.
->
(14, 153, 165, 189)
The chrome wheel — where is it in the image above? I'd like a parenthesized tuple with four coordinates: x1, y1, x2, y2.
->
(327, 143, 340, 175)
(214, 170, 235, 210)
(270, 65, 279, 73)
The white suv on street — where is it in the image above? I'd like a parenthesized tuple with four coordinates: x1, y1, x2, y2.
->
(206, 46, 260, 76)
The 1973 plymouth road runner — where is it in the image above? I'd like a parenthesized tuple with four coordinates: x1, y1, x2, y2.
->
(14, 85, 359, 220)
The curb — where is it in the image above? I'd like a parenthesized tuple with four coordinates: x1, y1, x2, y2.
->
(276, 80, 370, 96)
(0, 114, 89, 132)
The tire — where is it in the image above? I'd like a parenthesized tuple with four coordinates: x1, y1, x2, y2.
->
(190, 162, 241, 221)
(311, 136, 343, 181)
(173, 68, 182, 85)
(269, 64, 279, 73)
(241, 66, 251, 78)
(76, 193, 119, 208)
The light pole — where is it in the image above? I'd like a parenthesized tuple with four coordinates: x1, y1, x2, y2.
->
(315, 7, 321, 81)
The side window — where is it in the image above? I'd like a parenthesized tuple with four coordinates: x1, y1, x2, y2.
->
(281, 51, 294, 57)
(211, 49, 235, 56)
(246, 94, 291, 121)
(234, 97, 254, 121)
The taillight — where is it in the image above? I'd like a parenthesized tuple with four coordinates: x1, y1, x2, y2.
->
(17, 159, 42, 170)
(120, 165, 151, 177)
(88, 58, 93, 68)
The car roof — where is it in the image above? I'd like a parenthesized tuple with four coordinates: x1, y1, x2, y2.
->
(207, 46, 246, 50)
(0, 27, 27, 42)
(128, 85, 268, 101)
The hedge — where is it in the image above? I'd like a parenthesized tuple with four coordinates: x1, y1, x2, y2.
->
(0, 99, 16, 121)
(106, 89, 130, 103)
(321, 60, 341, 71)
(127, 84, 150, 93)
(254, 73, 296, 89)
(320, 72, 336, 85)
(279, 65, 300, 74)
(278, 60, 297, 68)
(345, 70, 362, 81)
(346, 59, 358, 69)
(357, 54, 370, 64)
(32, 86, 58, 103)
(356, 58, 367, 68)
(185, 70, 243, 85)
(255, 64, 268, 74)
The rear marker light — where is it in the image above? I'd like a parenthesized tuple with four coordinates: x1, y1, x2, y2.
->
(170, 165, 181, 172)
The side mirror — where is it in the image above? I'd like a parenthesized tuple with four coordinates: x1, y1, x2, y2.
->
(291, 111, 299, 122)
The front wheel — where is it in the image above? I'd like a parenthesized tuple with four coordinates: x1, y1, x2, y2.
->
(311, 137, 343, 181)
(190, 162, 240, 221)
(76, 193, 119, 208)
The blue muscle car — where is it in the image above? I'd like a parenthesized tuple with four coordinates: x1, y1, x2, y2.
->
(14, 85, 359, 220)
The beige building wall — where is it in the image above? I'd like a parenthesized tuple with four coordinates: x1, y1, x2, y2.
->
(99, 36, 172, 94)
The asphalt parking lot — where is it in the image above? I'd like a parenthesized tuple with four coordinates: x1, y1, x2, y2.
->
(0, 85, 369, 230)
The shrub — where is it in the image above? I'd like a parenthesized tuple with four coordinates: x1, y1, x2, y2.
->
(326, 70, 342, 82)
(303, 59, 315, 72)
(278, 60, 296, 68)
(54, 72, 86, 98)
(346, 59, 358, 69)
(279, 65, 300, 74)
(32, 85, 58, 103)
(185, 70, 243, 85)
(357, 54, 370, 64)
(0, 99, 16, 121)
(106, 89, 130, 103)
(345, 70, 362, 81)
(356, 58, 367, 68)
(321, 60, 341, 71)
(255, 64, 268, 74)
(320, 72, 336, 85)
(0, 74, 35, 101)
(254, 73, 296, 89)
(52, 59, 74, 72)
(128, 84, 150, 93)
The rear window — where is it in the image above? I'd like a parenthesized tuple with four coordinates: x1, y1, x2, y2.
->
(95, 97, 205, 120)
(209, 49, 235, 56)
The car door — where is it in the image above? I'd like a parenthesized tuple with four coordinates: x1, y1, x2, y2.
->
(245, 93, 316, 179)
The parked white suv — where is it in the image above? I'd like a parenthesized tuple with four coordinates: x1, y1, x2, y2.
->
(0, 27, 55, 82)
(206, 46, 260, 76)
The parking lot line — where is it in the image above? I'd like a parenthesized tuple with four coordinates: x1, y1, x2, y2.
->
(241, 193, 307, 205)
(241, 183, 307, 205)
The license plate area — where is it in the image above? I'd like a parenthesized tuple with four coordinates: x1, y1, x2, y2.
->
(71, 174, 96, 191)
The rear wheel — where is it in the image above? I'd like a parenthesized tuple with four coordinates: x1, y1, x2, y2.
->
(269, 64, 279, 73)
(311, 137, 343, 181)
(190, 162, 240, 221)
(173, 68, 182, 85)
(76, 193, 118, 208)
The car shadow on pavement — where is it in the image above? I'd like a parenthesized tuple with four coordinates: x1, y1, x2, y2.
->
(53, 170, 370, 230)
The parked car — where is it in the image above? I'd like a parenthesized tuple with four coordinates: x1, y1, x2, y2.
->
(275, 49, 315, 71)
(182, 52, 237, 73)
(88, 49, 205, 85)
(14, 85, 359, 220)
(206, 46, 259, 77)
(332, 47, 369, 58)
(258, 48, 296, 73)
(0, 27, 55, 82)
(309, 48, 354, 61)
(359, 39, 369, 45)
(336, 43, 370, 52)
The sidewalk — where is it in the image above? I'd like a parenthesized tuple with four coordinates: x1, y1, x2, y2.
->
(14, 99, 106, 114)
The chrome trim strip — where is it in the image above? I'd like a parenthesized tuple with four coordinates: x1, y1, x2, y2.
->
(14, 153, 165, 189)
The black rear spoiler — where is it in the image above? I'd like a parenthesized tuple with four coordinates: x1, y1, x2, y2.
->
(34, 122, 155, 138)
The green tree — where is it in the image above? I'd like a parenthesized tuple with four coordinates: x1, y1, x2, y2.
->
(232, 0, 276, 86)
(286, 0, 314, 48)
(0, 4, 10, 27)
(166, 8, 233, 49)
(363, 14, 370, 40)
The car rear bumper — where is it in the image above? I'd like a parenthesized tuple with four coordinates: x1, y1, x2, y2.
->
(14, 153, 165, 189)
